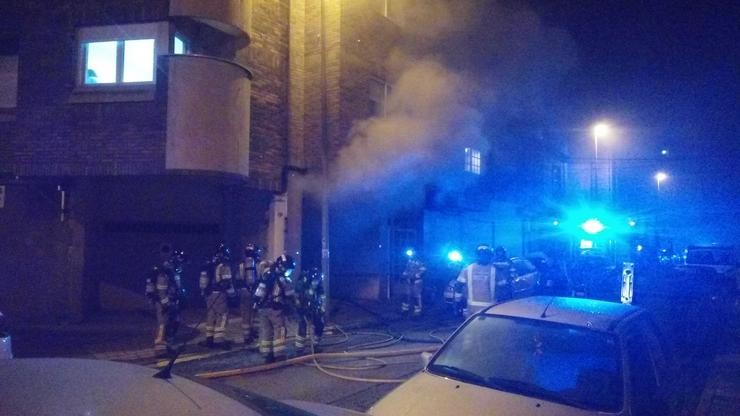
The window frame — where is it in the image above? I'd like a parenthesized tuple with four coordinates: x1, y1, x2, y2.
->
(465, 147, 482, 175)
(368, 77, 390, 117)
(76, 22, 169, 89)
(173, 33, 190, 55)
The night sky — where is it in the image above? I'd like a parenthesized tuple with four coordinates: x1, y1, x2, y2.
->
(535, 0, 739, 158)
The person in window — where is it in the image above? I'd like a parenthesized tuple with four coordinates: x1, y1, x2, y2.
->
(85, 69, 98, 84)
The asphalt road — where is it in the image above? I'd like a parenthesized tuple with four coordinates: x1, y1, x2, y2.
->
(171, 317, 457, 413)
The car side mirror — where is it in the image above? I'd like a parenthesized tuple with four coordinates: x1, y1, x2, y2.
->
(420, 351, 433, 368)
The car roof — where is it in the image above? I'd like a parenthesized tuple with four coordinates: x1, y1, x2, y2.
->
(483, 296, 643, 332)
(0, 358, 259, 416)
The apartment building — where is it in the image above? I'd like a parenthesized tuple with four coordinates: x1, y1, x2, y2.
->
(0, 0, 407, 320)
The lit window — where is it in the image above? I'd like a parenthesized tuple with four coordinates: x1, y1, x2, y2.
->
(78, 23, 165, 87)
(84, 41, 117, 84)
(173, 35, 188, 55)
(123, 39, 155, 82)
(83, 39, 154, 85)
(464, 148, 481, 175)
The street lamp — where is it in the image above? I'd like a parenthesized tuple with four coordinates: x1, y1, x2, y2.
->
(655, 171, 668, 191)
(592, 123, 610, 160)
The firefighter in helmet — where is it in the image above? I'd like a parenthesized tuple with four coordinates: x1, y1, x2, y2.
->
(199, 244, 236, 349)
(492, 245, 514, 301)
(454, 244, 499, 317)
(145, 264, 180, 357)
(236, 243, 261, 345)
(294, 267, 326, 353)
(401, 249, 426, 317)
(254, 254, 296, 363)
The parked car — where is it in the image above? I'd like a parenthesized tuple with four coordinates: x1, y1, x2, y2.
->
(370, 296, 676, 416)
(0, 311, 11, 359)
(0, 358, 365, 416)
(509, 257, 540, 298)
(685, 245, 739, 292)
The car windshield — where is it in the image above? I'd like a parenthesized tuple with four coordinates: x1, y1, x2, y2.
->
(428, 314, 622, 412)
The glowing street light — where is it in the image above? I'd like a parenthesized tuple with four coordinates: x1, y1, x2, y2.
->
(447, 250, 463, 263)
(592, 122, 611, 160)
(581, 218, 605, 235)
(655, 171, 668, 191)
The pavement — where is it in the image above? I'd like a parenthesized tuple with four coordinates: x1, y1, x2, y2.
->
(692, 299, 740, 416)
(6, 296, 740, 415)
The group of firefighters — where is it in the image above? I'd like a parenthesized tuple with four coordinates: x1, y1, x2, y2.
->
(146, 241, 512, 362)
(145, 243, 325, 363)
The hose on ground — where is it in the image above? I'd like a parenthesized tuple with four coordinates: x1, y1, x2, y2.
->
(195, 345, 439, 380)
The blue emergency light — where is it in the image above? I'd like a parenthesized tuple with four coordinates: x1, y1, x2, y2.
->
(447, 250, 463, 263)
(405, 249, 415, 258)
(581, 218, 605, 235)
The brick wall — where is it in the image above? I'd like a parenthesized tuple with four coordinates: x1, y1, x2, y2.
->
(244, 0, 291, 184)
(5, 1, 170, 177)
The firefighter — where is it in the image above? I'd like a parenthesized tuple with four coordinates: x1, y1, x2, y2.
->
(455, 244, 502, 317)
(169, 249, 188, 305)
(199, 244, 236, 350)
(492, 246, 514, 301)
(294, 267, 326, 353)
(236, 243, 261, 345)
(254, 254, 296, 363)
(400, 250, 426, 317)
(145, 265, 180, 357)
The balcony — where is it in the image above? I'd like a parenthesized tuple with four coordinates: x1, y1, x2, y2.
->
(169, 0, 251, 39)
(161, 54, 252, 177)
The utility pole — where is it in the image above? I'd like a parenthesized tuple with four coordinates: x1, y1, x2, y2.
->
(319, 0, 331, 314)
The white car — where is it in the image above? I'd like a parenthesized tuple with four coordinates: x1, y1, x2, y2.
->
(0, 358, 365, 416)
(371, 296, 675, 416)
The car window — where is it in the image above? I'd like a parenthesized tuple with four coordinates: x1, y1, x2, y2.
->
(428, 315, 622, 412)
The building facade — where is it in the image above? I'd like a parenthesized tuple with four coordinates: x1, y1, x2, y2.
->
(0, 0, 418, 320)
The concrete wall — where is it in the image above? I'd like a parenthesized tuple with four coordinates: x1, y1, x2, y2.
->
(170, 0, 252, 36)
(0, 182, 87, 322)
(164, 55, 252, 176)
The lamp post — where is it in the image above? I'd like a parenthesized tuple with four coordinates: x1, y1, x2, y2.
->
(592, 123, 610, 160)
(655, 171, 668, 192)
(590, 122, 611, 199)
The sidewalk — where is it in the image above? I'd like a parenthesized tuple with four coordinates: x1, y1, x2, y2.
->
(693, 300, 740, 416)
(8, 298, 405, 363)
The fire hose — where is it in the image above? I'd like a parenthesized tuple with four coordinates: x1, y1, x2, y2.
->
(195, 344, 439, 381)
(195, 322, 444, 382)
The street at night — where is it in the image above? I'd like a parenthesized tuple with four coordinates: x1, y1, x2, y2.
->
(1, 0, 739, 415)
